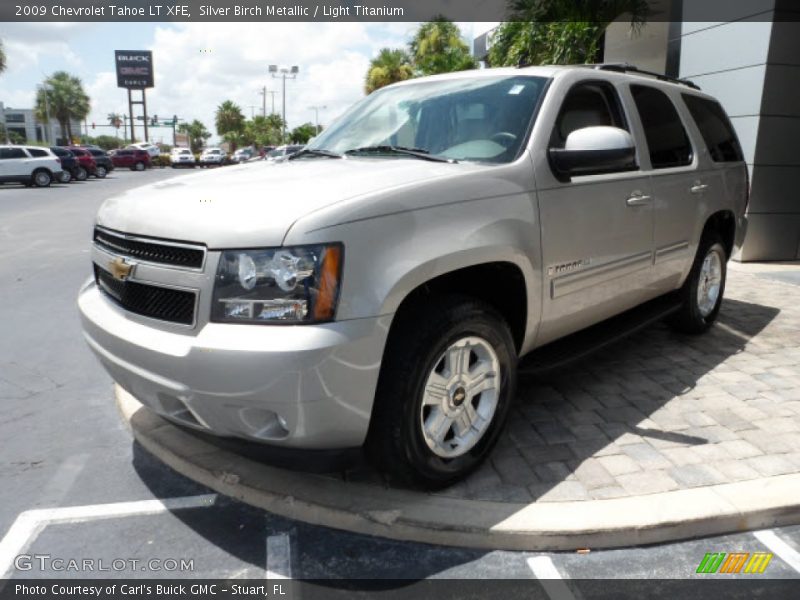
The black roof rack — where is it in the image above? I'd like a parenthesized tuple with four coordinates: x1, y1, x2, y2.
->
(584, 62, 701, 90)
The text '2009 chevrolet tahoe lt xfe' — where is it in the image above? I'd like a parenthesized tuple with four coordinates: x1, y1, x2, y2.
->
(79, 65, 748, 488)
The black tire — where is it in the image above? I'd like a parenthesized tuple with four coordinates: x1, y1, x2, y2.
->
(58, 170, 72, 184)
(74, 166, 88, 181)
(134, 161, 145, 171)
(366, 295, 517, 489)
(667, 232, 727, 334)
(32, 169, 52, 188)
(95, 165, 108, 178)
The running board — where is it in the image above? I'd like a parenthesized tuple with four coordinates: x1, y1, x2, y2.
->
(518, 293, 682, 376)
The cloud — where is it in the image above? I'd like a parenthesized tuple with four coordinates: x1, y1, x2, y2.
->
(83, 22, 414, 144)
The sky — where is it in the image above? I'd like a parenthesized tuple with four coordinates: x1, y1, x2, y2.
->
(0, 22, 496, 144)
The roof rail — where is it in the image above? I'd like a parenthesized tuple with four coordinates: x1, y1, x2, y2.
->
(581, 62, 701, 90)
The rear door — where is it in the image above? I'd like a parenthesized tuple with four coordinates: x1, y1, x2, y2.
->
(628, 84, 711, 292)
(0, 147, 29, 177)
(533, 78, 656, 345)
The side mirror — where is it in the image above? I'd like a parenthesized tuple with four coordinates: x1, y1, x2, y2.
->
(549, 126, 636, 179)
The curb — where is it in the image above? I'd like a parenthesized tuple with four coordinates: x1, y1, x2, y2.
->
(118, 385, 800, 551)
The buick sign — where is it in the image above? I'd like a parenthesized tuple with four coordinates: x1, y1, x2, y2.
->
(115, 50, 154, 89)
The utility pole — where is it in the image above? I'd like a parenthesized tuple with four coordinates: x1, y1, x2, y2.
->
(258, 87, 277, 117)
(269, 65, 298, 143)
(308, 105, 327, 135)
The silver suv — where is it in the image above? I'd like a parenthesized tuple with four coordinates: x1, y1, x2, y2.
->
(79, 65, 747, 487)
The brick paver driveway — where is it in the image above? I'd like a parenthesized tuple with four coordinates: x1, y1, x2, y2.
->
(437, 265, 800, 502)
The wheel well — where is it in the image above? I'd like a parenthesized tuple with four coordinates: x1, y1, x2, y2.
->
(391, 262, 528, 352)
(702, 211, 736, 258)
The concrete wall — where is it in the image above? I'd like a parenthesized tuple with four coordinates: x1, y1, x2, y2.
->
(678, 8, 800, 260)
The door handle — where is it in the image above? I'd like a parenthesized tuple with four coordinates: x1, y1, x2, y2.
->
(691, 182, 709, 194)
(626, 191, 652, 206)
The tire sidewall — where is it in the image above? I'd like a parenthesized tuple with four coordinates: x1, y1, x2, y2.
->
(686, 240, 727, 328)
(59, 170, 72, 184)
(96, 166, 107, 178)
(75, 166, 88, 181)
(33, 170, 51, 187)
(379, 303, 517, 487)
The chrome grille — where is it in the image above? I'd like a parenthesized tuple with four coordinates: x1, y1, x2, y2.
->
(94, 227, 205, 269)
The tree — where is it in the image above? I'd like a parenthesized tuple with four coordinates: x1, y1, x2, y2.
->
(86, 135, 124, 151)
(490, 0, 650, 66)
(34, 71, 90, 143)
(107, 112, 123, 128)
(365, 48, 414, 94)
(0, 39, 6, 75)
(214, 100, 245, 150)
(177, 120, 211, 154)
(289, 123, 317, 145)
(409, 17, 477, 76)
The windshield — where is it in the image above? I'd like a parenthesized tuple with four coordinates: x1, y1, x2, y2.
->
(308, 75, 548, 163)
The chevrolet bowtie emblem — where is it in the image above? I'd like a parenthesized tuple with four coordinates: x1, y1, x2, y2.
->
(109, 257, 135, 281)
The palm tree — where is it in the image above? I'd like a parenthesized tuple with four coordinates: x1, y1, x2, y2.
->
(490, 0, 651, 66)
(215, 100, 245, 136)
(107, 112, 123, 128)
(0, 39, 6, 75)
(364, 48, 413, 94)
(409, 18, 477, 76)
(34, 71, 90, 143)
(177, 120, 211, 154)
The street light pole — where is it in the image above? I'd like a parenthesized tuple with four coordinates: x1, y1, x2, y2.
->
(40, 84, 53, 144)
(269, 65, 299, 144)
(308, 105, 327, 135)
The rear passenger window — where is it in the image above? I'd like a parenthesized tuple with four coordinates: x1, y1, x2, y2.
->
(27, 148, 48, 157)
(551, 82, 628, 148)
(682, 94, 744, 162)
(630, 85, 693, 169)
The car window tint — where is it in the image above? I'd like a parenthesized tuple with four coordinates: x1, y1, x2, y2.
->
(631, 85, 693, 169)
(682, 94, 744, 162)
(27, 148, 49, 157)
(551, 82, 627, 149)
(0, 148, 27, 159)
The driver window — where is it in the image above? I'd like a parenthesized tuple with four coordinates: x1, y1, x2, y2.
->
(551, 82, 627, 148)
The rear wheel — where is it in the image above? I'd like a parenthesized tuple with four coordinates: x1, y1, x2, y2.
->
(668, 232, 727, 334)
(134, 161, 145, 171)
(366, 296, 517, 489)
(32, 169, 52, 188)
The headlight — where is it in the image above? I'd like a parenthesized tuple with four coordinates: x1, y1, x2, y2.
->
(211, 244, 343, 324)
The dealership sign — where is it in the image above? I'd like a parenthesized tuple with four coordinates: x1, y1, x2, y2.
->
(115, 50, 154, 89)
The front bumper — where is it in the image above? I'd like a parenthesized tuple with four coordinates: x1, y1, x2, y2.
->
(79, 279, 390, 449)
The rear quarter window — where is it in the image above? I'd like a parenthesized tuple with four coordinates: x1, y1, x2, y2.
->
(630, 85, 693, 169)
(682, 94, 744, 162)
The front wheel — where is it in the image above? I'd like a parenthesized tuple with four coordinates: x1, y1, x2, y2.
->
(668, 233, 727, 334)
(134, 161, 145, 171)
(95, 165, 108, 178)
(58, 170, 72, 184)
(74, 166, 88, 181)
(366, 296, 517, 489)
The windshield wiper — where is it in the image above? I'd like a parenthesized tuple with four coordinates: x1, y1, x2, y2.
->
(290, 148, 343, 159)
(345, 145, 457, 163)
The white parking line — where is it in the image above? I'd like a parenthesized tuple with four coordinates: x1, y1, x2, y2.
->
(266, 533, 292, 579)
(754, 530, 800, 573)
(0, 494, 216, 578)
(526, 556, 578, 600)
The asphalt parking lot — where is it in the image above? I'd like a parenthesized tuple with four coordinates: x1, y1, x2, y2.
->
(0, 168, 798, 593)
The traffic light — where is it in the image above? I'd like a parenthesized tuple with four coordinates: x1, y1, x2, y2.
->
(173, 115, 178, 126)
(91, 122, 95, 130)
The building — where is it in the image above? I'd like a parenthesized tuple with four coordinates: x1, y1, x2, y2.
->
(475, 2, 799, 261)
(0, 101, 81, 146)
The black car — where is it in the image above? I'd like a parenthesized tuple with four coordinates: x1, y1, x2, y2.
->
(84, 148, 114, 178)
(50, 147, 79, 183)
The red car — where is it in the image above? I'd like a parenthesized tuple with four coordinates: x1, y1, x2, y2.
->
(65, 147, 97, 181)
(110, 149, 151, 171)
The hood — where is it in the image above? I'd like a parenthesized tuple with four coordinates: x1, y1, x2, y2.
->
(96, 158, 486, 248)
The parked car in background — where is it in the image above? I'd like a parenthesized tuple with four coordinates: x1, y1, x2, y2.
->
(111, 148, 151, 171)
(67, 147, 98, 180)
(82, 148, 114, 178)
(0, 145, 62, 187)
(50, 147, 79, 183)
(127, 142, 160, 158)
(199, 148, 226, 167)
(231, 148, 254, 164)
(265, 145, 304, 163)
(170, 148, 195, 168)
